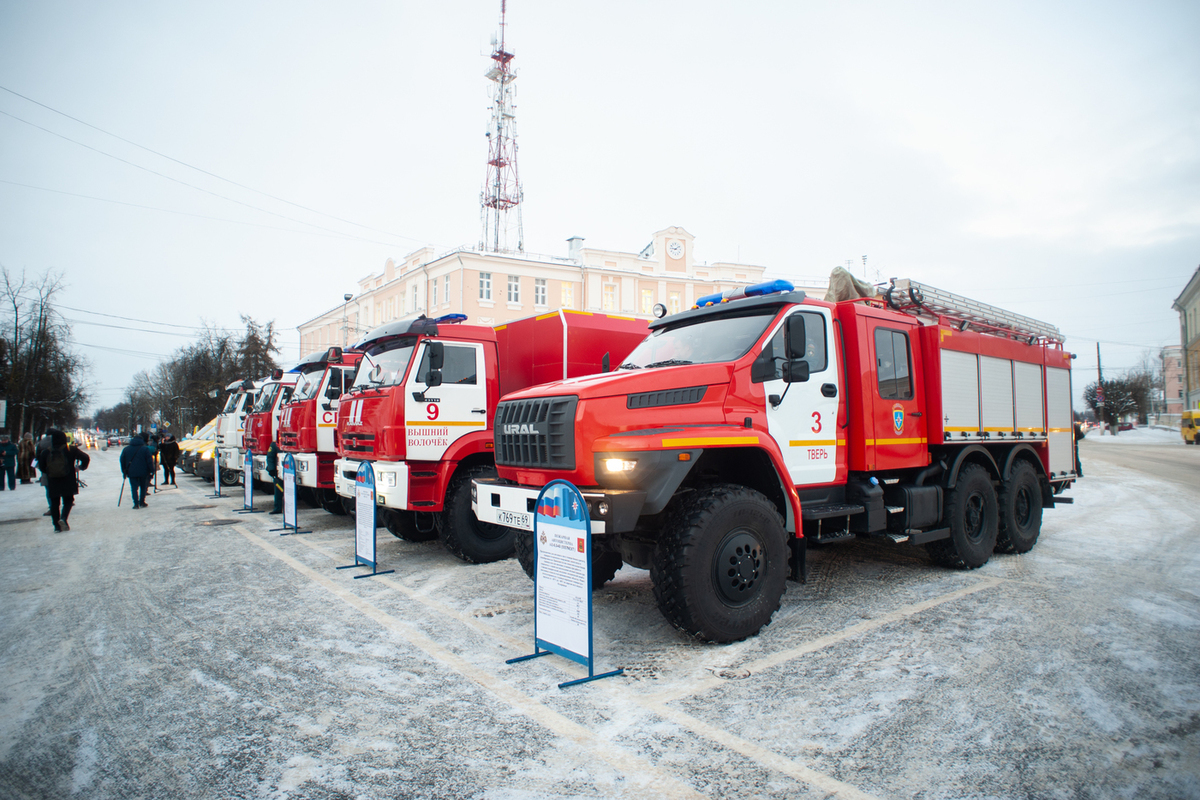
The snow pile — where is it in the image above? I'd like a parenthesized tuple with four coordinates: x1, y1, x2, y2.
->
(1083, 426, 1182, 445)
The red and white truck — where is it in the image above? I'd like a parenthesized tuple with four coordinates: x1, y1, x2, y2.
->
(332, 310, 649, 563)
(473, 278, 1077, 643)
(276, 347, 364, 513)
(241, 368, 299, 485)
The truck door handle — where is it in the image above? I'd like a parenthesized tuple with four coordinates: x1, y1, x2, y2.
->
(472, 408, 487, 414)
(908, 411, 923, 417)
(821, 383, 837, 398)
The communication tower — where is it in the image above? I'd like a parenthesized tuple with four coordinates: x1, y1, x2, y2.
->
(480, 0, 524, 253)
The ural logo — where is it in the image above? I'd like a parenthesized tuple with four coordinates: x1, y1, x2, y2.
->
(503, 423, 540, 435)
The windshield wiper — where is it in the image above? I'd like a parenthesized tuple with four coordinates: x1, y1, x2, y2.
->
(642, 359, 694, 369)
(616, 362, 641, 370)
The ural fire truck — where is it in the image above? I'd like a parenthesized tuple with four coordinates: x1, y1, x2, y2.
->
(241, 368, 299, 486)
(215, 378, 260, 487)
(277, 347, 364, 513)
(473, 278, 1077, 643)
(333, 310, 649, 563)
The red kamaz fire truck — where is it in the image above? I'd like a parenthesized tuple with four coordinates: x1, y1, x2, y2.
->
(332, 310, 649, 563)
(277, 347, 364, 513)
(473, 278, 1077, 643)
(241, 368, 299, 486)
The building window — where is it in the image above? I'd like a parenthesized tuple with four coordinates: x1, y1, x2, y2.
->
(444, 275, 451, 305)
(603, 284, 616, 311)
(669, 291, 681, 315)
(479, 272, 492, 301)
(431, 279, 438, 307)
(561, 283, 573, 309)
(641, 289, 654, 314)
(535, 278, 547, 306)
(507, 275, 520, 304)
(386, 299, 393, 320)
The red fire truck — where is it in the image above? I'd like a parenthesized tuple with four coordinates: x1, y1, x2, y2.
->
(277, 347, 364, 513)
(241, 368, 299, 486)
(332, 310, 649, 563)
(473, 278, 1077, 643)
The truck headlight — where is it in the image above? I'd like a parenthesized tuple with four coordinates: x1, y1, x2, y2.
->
(297, 461, 308, 471)
(381, 472, 397, 488)
(201, 451, 212, 460)
(604, 459, 638, 473)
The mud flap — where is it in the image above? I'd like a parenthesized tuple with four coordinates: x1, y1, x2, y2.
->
(788, 536, 807, 583)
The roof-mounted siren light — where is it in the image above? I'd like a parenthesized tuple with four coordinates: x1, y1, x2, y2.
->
(693, 291, 723, 308)
(744, 279, 795, 297)
(326, 346, 343, 364)
(434, 313, 468, 324)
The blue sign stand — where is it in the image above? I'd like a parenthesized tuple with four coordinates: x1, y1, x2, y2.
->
(273, 453, 311, 536)
(507, 479, 623, 689)
(337, 461, 393, 578)
(206, 447, 222, 499)
(236, 448, 262, 514)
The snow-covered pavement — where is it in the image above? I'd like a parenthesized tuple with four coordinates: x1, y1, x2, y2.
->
(0, 444, 1197, 799)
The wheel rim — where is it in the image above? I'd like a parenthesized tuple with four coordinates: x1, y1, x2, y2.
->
(1014, 485, 1033, 530)
(965, 492, 986, 543)
(712, 528, 764, 607)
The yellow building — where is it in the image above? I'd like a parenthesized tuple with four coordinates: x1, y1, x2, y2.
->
(298, 227, 824, 357)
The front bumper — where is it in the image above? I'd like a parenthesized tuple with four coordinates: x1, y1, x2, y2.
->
(253, 454, 270, 484)
(471, 478, 646, 534)
(217, 447, 243, 472)
(334, 457, 409, 509)
(292, 453, 319, 488)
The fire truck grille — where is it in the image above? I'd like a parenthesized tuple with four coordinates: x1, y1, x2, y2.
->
(279, 432, 299, 448)
(494, 396, 577, 470)
(342, 432, 375, 454)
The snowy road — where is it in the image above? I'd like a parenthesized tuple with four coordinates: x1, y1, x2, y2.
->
(0, 439, 1197, 799)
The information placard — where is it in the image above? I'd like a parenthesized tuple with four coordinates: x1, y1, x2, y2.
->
(274, 453, 310, 536)
(243, 448, 254, 508)
(507, 479, 622, 688)
(338, 461, 393, 578)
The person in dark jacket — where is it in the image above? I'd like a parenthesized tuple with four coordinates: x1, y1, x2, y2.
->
(266, 440, 284, 514)
(36, 429, 90, 531)
(120, 435, 155, 509)
(159, 434, 180, 486)
(18, 432, 36, 483)
(0, 433, 17, 490)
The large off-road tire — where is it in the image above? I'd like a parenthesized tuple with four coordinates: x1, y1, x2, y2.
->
(320, 489, 346, 515)
(515, 531, 622, 589)
(439, 466, 514, 563)
(995, 460, 1043, 554)
(926, 463, 998, 569)
(385, 509, 437, 542)
(650, 484, 788, 643)
(341, 495, 356, 517)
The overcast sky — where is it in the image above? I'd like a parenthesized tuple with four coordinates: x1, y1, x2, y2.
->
(1, 0, 1197, 415)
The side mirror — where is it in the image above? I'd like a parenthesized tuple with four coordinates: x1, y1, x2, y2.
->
(425, 369, 443, 388)
(325, 385, 342, 401)
(750, 348, 779, 383)
(426, 341, 445, 371)
(601, 352, 611, 373)
(785, 314, 807, 358)
(782, 359, 810, 383)
(326, 346, 343, 365)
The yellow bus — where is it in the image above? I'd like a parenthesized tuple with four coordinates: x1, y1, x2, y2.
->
(1183, 410, 1200, 445)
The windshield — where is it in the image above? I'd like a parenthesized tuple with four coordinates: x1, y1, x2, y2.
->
(221, 393, 240, 413)
(352, 337, 417, 390)
(292, 369, 324, 402)
(251, 384, 280, 414)
(619, 309, 777, 370)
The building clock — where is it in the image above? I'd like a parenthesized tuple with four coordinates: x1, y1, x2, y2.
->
(667, 240, 684, 260)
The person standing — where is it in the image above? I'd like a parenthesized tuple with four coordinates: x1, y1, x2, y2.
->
(17, 432, 36, 484)
(1073, 420, 1085, 478)
(36, 429, 90, 531)
(159, 434, 180, 486)
(120, 434, 154, 509)
(0, 434, 17, 491)
(36, 431, 53, 515)
(266, 440, 284, 514)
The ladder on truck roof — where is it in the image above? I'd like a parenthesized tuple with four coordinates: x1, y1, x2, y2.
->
(883, 278, 1064, 344)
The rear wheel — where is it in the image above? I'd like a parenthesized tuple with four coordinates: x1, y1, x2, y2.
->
(650, 484, 788, 643)
(439, 466, 514, 563)
(995, 460, 1042, 554)
(926, 463, 998, 569)
(219, 467, 240, 487)
(385, 509, 437, 542)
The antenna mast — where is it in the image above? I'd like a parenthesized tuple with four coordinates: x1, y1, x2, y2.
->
(480, 0, 524, 253)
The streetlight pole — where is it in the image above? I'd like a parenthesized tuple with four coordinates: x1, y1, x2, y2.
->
(341, 293, 353, 347)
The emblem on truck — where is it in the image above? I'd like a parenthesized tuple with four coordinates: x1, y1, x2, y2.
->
(892, 403, 905, 435)
(503, 423, 542, 435)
